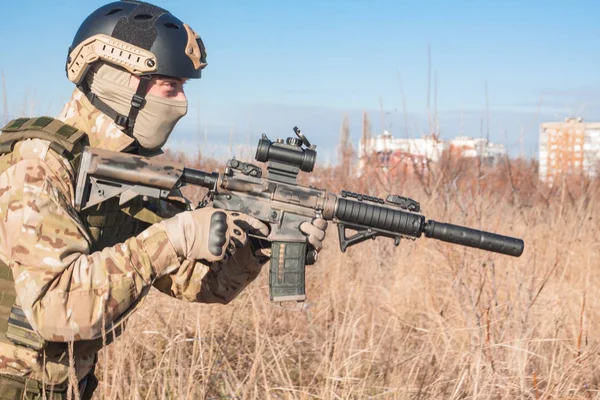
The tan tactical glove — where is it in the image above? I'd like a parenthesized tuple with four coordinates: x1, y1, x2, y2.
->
(300, 218, 328, 251)
(159, 207, 269, 262)
(299, 217, 328, 264)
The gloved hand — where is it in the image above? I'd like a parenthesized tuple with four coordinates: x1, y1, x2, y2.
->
(300, 217, 328, 263)
(159, 207, 269, 262)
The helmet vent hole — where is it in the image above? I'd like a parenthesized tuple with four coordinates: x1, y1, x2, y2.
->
(134, 14, 153, 21)
(164, 22, 180, 29)
(105, 8, 122, 16)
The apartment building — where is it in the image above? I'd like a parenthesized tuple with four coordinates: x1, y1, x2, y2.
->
(539, 118, 600, 184)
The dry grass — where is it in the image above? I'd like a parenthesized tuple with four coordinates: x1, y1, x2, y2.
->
(91, 148, 600, 400)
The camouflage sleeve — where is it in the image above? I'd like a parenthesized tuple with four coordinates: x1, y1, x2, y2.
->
(0, 152, 179, 342)
(153, 244, 266, 304)
(150, 194, 266, 304)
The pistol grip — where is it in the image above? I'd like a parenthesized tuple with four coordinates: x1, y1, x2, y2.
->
(269, 241, 307, 303)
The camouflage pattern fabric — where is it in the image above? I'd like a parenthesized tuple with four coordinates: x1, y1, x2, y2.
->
(0, 88, 265, 385)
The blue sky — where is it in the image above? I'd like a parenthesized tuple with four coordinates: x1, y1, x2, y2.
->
(0, 0, 598, 161)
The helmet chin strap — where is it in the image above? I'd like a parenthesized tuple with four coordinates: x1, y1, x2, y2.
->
(77, 74, 152, 137)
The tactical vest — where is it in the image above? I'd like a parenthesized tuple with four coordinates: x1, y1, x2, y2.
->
(0, 117, 163, 360)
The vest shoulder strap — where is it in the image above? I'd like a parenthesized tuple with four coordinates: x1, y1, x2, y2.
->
(0, 117, 88, 169)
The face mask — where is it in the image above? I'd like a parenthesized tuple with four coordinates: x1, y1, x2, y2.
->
(86, 63, 188, 151)
(131, 94, 188, 151)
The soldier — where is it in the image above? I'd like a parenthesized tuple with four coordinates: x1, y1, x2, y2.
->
(0, 1, 328, 399)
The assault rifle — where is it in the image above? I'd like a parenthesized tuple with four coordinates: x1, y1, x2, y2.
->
(74, 127, 524, 308)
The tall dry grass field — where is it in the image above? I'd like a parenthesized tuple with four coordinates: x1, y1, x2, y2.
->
(92, 149, 600, 399)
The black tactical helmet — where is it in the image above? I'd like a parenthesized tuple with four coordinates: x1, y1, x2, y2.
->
(65, 1, 207, 134)
(67, 1, 206, 84)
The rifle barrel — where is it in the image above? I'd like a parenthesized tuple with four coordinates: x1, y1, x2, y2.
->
(334, 197, 524, 257)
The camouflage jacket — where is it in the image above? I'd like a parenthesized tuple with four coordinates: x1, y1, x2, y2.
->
(0, 89, 264, 384)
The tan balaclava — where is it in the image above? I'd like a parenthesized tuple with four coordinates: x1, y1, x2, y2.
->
(85, 63, 188, 151)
